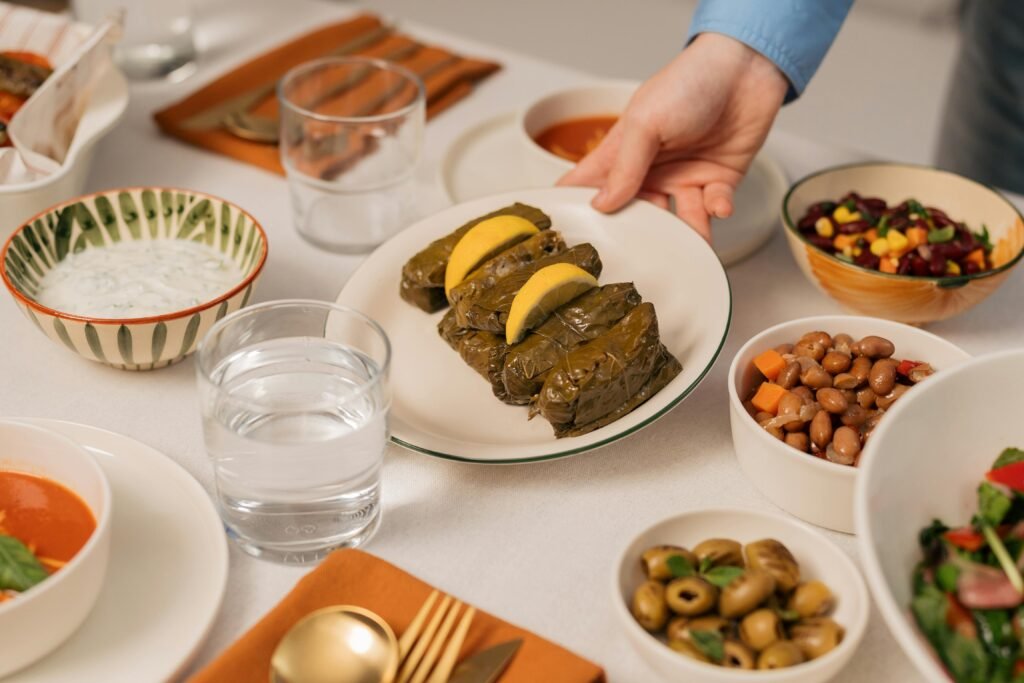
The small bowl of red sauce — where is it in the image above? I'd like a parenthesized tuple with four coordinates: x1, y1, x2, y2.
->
(0, 420, 112, 676)
(518, 82, 635, 184)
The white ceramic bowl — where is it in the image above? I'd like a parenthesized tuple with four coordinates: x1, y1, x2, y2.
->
(728, 315, 970, 533)
(517, 81, 636, 185)
(0, 420, 112, 677)
(0, 66, 129, 237)
(855, 349, 1024, 682)
(613, 508, 869, 683)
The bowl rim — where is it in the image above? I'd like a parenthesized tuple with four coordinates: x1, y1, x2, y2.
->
(0, 186, 269, 325)
(727, 314, 972, 480)
(780, 160, 1024, 286)
(0, 420, 113, 617)
(612, 506, 870, 681)
(853, 347, 1024, 683)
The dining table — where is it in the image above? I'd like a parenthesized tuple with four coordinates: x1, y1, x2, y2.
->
(3, 1, 1023, 681)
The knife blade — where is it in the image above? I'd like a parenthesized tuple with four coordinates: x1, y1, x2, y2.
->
(446, 639, 522, 683)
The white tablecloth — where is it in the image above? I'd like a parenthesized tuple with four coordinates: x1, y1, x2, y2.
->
(4, 1, 1023, 681)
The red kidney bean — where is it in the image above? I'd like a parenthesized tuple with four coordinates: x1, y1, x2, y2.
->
(837, 219, 872, 235)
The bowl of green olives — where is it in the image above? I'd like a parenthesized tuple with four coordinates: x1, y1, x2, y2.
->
(614, 507, 868, 682)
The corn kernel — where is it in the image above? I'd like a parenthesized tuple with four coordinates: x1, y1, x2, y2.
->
(814, 217, 834, 238)
(832, 206, 862, 224)
(887, 229, 909, 252)
(870, 239, 891, 257)
(946, 260, 961, 276)
(853, 247, 863, 257)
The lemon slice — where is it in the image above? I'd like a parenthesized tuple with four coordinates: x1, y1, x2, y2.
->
(444, 215, 540, 297)
(506, 263, 598, 344)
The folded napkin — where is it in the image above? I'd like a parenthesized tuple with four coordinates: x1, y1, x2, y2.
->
(188, 549, 605, 683)
(154, 14, 500, 175)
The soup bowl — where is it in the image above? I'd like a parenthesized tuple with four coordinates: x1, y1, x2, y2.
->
(728, 315, 970, 533)
(782, 162, 1024, 324)
(1, 187, 268, 370)
(0, 420, 112, 677)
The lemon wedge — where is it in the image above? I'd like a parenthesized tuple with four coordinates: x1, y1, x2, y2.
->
(506, 263, 598, 344)
(444, 215, 540, 297)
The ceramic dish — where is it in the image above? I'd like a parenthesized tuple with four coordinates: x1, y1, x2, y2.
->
(441, 100, 788, 267)
(782, 162, 1024, 324)
(613, 507, 869, 682)
(0, 421, 112, 678)
(855, 349, 1024, 683)
(1, 187, 268, 370)
(336, 186, 731, 463)
(728, 315, 970, 533)
(7, 418, 228, 683)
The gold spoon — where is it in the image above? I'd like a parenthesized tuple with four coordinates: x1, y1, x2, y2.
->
(270, 606, 400, 683)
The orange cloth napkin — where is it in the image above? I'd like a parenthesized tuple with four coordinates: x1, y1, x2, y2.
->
(154, 14, 501, 175)
(188, 549, 606, 682)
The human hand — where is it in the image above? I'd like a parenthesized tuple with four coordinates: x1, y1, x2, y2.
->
(558, 33, 789, 239)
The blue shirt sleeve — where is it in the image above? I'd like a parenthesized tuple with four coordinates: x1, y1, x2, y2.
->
(686, 0, 853, 102)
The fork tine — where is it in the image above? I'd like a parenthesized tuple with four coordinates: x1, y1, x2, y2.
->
(399, 590, 439, 660)
(397, 594, 453, 683)
(426, 606, 475, 683)
(408, 601, 464, 683)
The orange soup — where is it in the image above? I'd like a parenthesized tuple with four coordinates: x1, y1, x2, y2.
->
(0, 471, 96, 596)
(534, 115, 618, 162)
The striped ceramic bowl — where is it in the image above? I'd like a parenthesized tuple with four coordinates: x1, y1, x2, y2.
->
(1, 187, 268, 370)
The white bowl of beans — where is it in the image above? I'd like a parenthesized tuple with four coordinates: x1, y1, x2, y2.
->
(727, 316, 970, 533)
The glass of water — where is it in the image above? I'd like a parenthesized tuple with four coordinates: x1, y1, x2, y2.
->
(71, 0, 197, 80)
(278, 57, 425, 253)
(196, 300, 391, 565)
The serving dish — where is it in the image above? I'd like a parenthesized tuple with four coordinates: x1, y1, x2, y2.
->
(728, 315, 970, 533)
(855, 349, 1024, 683)
(336, 186, 730, 463)
(0, 421, 112, 678)
(613, 507, 868, 682)
(782, 162, 1024, 324)
(1, 187, 268, 370)
(7, 418, 228, 683)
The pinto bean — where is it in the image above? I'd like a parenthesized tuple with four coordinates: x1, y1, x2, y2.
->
(785, 432, 810, 452)
(810, 410, 833, 450)
(869, 359, 898, 396)
(856, 387, 876, 409)
(853, 335, 895, 359)
(793, 339, 826, 362)
(840, 404, 869, 428)
(821, 351, 851, 375)
(875, 383, 910, 410)
(777, 361, 801, 390)
(800, 365, 833, 390)
(832, 372, 861, 390)
(816, 388, 848, 414)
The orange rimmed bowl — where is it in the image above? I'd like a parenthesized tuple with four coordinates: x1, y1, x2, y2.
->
(1, 187, 268, 370)
(782, 162, 1024, 324)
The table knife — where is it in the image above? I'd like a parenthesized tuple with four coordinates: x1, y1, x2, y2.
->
(446, 639, 522, 683)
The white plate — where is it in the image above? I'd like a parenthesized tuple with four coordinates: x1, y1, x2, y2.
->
(439, 112, 788, 266)
(7, 419, 228, 683)
(336, 187, 731, 463)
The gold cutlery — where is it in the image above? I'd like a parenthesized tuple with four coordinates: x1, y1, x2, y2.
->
(397, 590, 477, 683)
(446, 639, 522, 683)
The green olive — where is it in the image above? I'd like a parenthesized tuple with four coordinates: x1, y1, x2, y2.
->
(693, 538, 744, 567)
(744, 539, 801, 593)
(722, 639, 756, 669)
(669, 638, 709, 662)
(682, 615, 733, 641)
(791, 617, 844, 660)
(666, 616, 689, 643)
(720, 569, 776, 618)
(757, 640, 806, 669)
(739, 608, 784, 651)
(666, 576, 719, 616)
(641, 545, 697, 581)
(631, 580, 668, 631)
(788, 581, 835, 618)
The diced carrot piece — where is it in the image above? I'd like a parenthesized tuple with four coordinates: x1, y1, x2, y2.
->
(751, 382, 787, 415)
(753, 349, 786, 381)
(906, 227, 928, 249)
(864, 228, 879, 243)
(879, 257, 899, 274)
(966, 248, 986, 269)
(833, 234, 861, 251)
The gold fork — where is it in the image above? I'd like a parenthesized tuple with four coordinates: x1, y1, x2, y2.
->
(396, 590, 476, 683)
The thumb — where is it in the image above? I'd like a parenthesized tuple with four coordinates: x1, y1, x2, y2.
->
(557, 122, 622, 188)
(592, 120, 660, 213)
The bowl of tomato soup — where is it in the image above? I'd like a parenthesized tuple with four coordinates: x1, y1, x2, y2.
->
(518, 82, 636, 184)
(0, 420, 112, 676)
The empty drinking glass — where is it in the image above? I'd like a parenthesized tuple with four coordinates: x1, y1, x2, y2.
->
(279, 57, 425, 253)
(196, 300, 391, 565)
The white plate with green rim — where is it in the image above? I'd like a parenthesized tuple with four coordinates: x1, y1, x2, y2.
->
(7, 419, 228, 683)
(335, 187, 731, 463)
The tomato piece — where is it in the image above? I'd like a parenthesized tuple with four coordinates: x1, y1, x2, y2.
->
(1015, 660, 1024, 676)
(987, 461, 1024, 493)
(0, 51, 51, 69)
(944, 527, 986, 551)
(897, 360, 922, 376)
(0, 91, 24, 120)
(945, 593, 977, 638)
